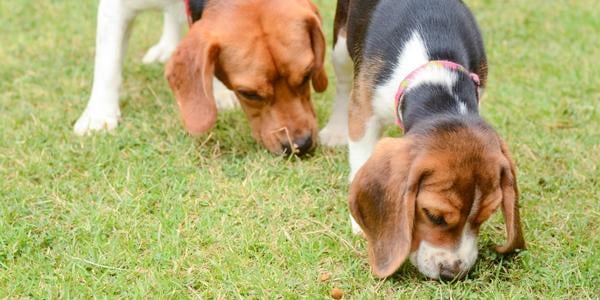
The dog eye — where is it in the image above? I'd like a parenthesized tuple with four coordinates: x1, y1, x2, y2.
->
(423, 208, 447, 226)
(238, 90, 263, 101)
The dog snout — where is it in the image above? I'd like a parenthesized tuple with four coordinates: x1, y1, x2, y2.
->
(438, 259, 464, 281)
(282, 134, 314, 157)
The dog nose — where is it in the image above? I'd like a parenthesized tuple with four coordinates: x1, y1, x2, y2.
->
(282, 135, 314, 157)
(438, 260, 463, 281)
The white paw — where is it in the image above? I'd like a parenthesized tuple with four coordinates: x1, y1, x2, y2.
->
(74, 105, 120, 136)
(142, 42, 176, 64)
(319, 125, 348, 147)
(350, 214, 363, 235)
(213, 79, 239, 111)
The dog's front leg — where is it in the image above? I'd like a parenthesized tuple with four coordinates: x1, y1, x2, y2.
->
(143, 2, 184, 64)
(348, 110, 382, 235)
(320, 36, 353, 147)
(74, 0, 135, 135)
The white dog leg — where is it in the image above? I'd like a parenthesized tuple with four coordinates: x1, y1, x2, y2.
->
(74, 0, 137, 135)
(142, 2, 184, 64)
(320, 36, 353, 147)
(348, 117, 382, 235)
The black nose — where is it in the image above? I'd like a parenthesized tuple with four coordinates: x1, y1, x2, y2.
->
(439, 268, 458, 281)
(438, 260, 463, 281)
(282, 135, 314, 157)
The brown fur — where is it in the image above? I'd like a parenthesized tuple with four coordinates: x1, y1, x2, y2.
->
(349, 125, 525, 278)
(166, 0, 328, 154)
(348, 57, 383, 140)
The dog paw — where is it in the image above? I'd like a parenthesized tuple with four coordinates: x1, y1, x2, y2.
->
(142, 42, 176, 64)
(319, 126, 348, 147)
(74, 106, 120, 136)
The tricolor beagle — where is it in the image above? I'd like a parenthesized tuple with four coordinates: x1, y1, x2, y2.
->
(321, 0, 525, 280)
(75, 0, 328, 156)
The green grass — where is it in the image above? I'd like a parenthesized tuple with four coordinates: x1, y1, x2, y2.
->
(1, 0, 599, 298)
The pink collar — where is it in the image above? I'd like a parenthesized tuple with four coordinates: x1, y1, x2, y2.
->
(394, 60, 481, 129)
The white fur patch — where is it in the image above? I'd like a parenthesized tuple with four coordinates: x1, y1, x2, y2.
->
(348, 116, 381, 182)
(372, 32, 430, 125)
(409, 224, 478, 280)
(458, 101, 468, 115)
(404, 66, 457, 94)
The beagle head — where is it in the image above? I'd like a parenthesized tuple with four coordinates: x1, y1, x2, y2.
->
(166, 0, 328, 156)
(349, 118, 525, 280)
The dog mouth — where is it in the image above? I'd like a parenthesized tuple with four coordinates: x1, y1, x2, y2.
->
(268, 127, 316, 157)
(409, 247, 476, 281)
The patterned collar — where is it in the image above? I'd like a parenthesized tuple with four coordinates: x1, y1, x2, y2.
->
(394, 60, 481, 129)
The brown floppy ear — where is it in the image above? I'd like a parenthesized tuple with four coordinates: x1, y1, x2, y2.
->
(166, 25, 218, 135)
(349, 137, 424, 278)
(307, 15, 328, 93)
(495, 139, 526, 254)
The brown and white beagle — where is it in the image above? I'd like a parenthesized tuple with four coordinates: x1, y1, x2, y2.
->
(321, 0, 525, 280)
(167, 0, 329, 156)
(75, 0, 327, 156)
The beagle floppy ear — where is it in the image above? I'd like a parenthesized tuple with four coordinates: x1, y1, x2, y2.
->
(307, 15, 328, 93)
(349, 137, 425, 278)
(495, 139, 526, 254)
(166, 26, 219, 135)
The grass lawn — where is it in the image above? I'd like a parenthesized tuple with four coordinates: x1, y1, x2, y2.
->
(1, 0, 599, 298)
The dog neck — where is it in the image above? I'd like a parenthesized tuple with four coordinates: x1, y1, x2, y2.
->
(398, 66, 481, 133)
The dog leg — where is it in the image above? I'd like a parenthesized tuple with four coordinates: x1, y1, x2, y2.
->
(319, 36, 353, 146)
(74, 0, 136, 135)
(348, 117, 382, 234)
(142, 2, 184, 64)
(213, 78, 239, 112)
